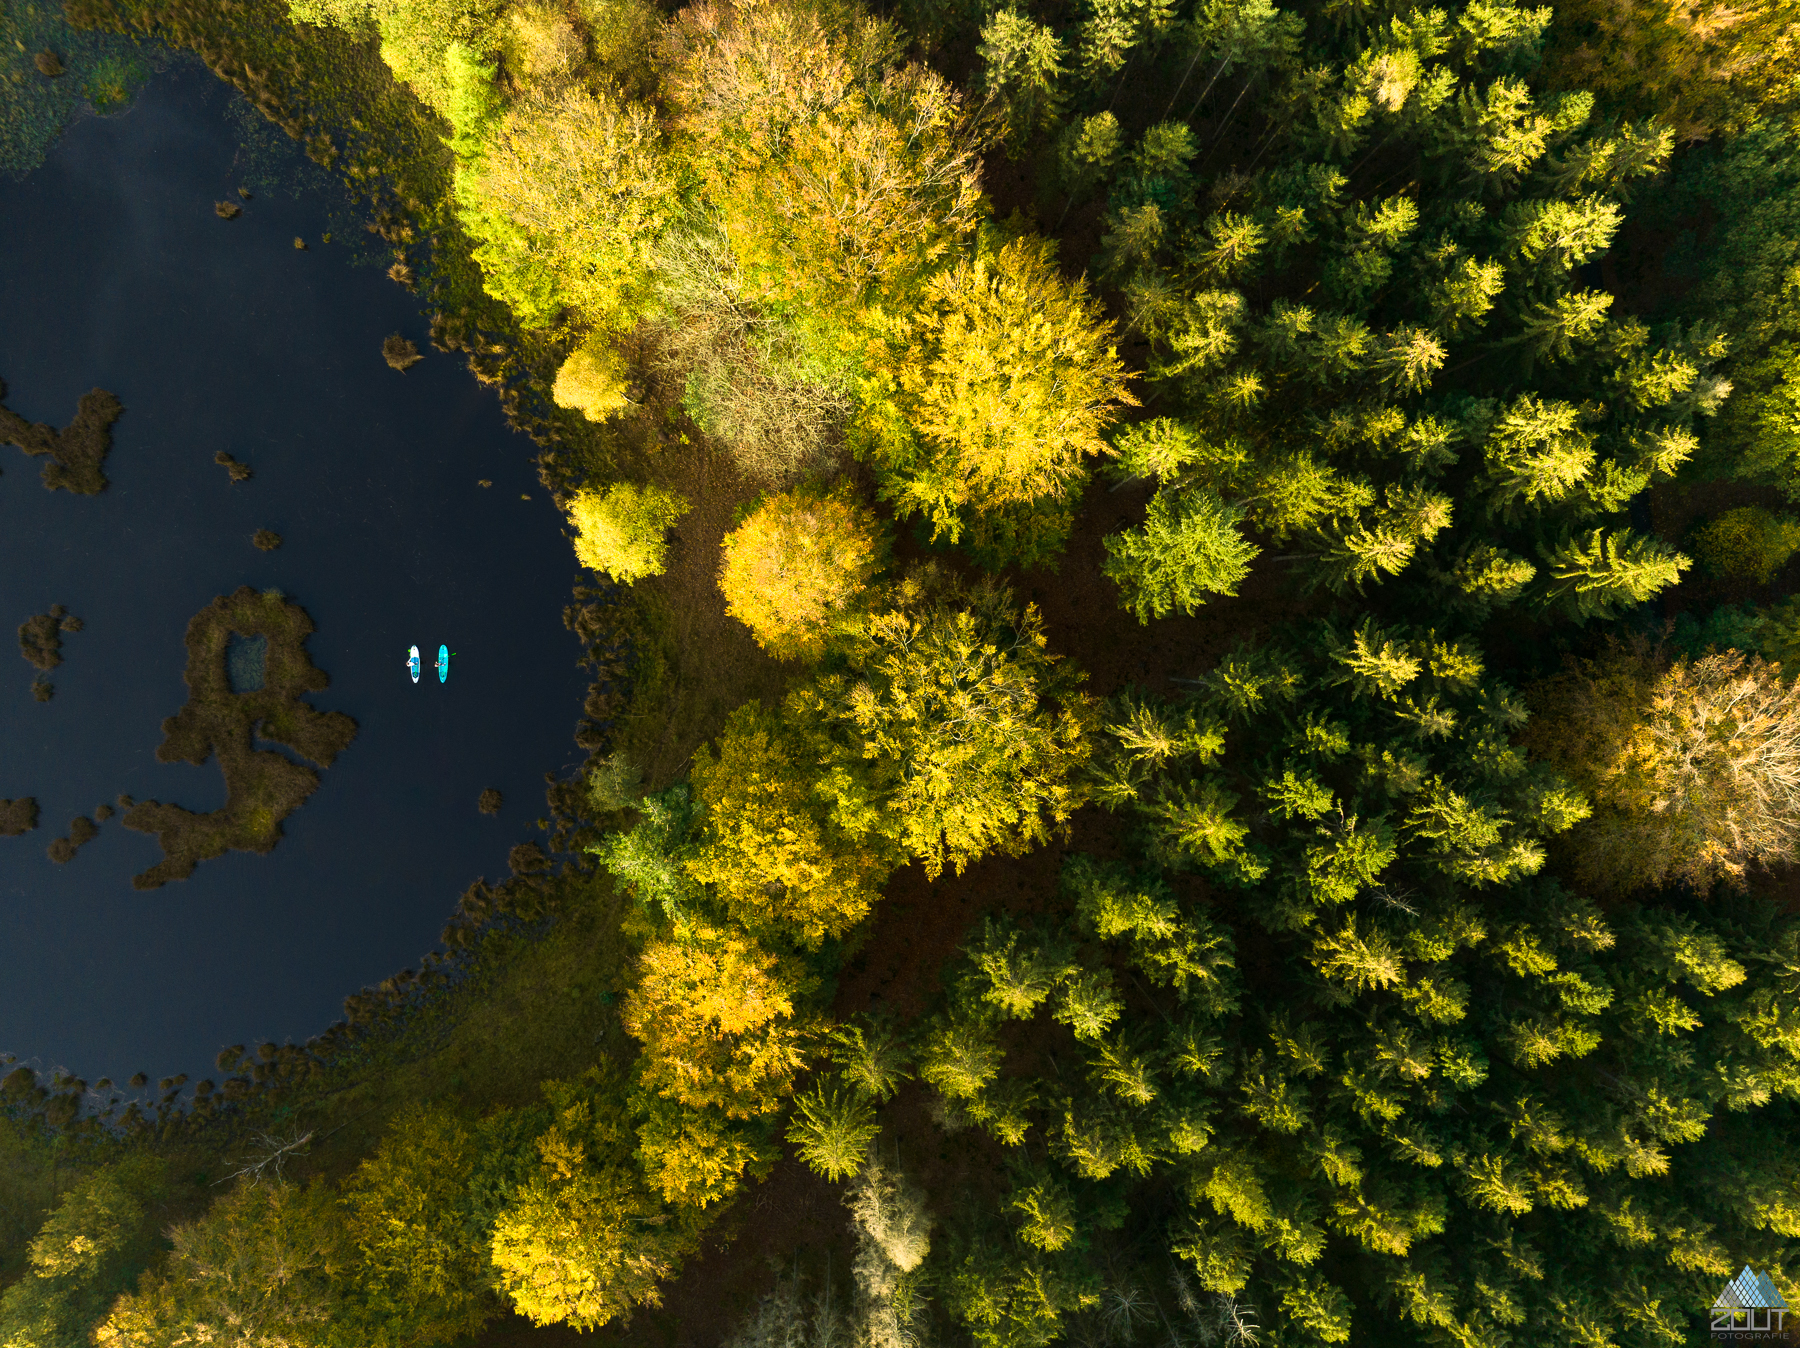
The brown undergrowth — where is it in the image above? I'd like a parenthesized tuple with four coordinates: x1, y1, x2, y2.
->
(123, 586, 356, 890)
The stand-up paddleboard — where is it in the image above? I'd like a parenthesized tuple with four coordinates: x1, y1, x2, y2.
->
(437, 644, 449, 683)
(407, 645, 420, 683)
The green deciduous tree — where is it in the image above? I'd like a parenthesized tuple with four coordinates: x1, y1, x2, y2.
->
(1543, 0, 1800, 138)
(95, 1181, 350, 1348)
(463, 81, 678, 332)
(0, 1159, 166, 1348)
(339, 1106, 492, 1345)
(1692, 505, 1800, 584)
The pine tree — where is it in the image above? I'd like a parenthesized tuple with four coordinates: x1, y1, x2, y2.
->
(979, 8, 1066, 151)
(1537, 527, 1691, 621)
(1077, 0, 1711, 611)
(1102, 486, 1259, 620)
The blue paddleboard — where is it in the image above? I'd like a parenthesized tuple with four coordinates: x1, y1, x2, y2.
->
(407, 645, 420, 683)
(437, 644, 449, 683)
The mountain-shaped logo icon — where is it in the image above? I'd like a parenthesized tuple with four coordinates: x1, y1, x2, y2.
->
(1717, 1267, 1788, 1311)
(1712, 1266, 1792, 1339)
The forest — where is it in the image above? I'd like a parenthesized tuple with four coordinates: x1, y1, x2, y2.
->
(6, 0, 1800, 1339)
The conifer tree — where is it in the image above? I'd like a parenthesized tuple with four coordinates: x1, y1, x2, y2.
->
(1102, 486, 1259, 620)
(1071, 0, 1714, 617)
(901, 625, 1800, 1348)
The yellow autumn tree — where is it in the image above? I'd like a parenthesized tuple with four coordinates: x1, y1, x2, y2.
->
(856, 231, 1137, 547)
(623, 921, 814, 1205)
(631, 1095, 772, 1210)
(623, 920, 812, 1118)
(489, 1069, 700, 1328)
(687, 701, 903, 945)
(1528, 642, 1800, 891)
(1543, 0, 1800, 138)
(568, 481, 691, 582)
(717, 489, 885, 660)
(95, 1182, 349, 1348)
(465, 81, 679, 331)
(554, 336, 635, 422)
(661, 0, 984, 332)
(817, 569, 1098, 878)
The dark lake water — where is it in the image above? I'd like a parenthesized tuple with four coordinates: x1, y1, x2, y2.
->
(0, 65, 594, 1088)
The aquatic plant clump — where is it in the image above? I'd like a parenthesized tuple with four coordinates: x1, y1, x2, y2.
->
(0, 798, 38, 837)
(478, 788, 502, 815)
(122, 587, 357, 890)
(0, 378, 123, 493)
(252, 528, 282, 550)
(382, 334, 423, 370)
(215, 451, 253, 482)
(17, 605, 73, 671)
(47, 815, 99, 864)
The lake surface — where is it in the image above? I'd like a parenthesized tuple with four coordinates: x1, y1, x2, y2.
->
(0, 64, 594, 1088)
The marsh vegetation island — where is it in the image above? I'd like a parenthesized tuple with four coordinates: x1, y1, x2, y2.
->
(16, 604, 78, 672)
(0, 798, 38, 837)
(381, 333, 422, 370)
(47, 814, 100, 864)
(14, 0, 1800, 1340)
(122, 586, 356, 890)
(0, 378, 122, 493)
(213, 450, 252, 481)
